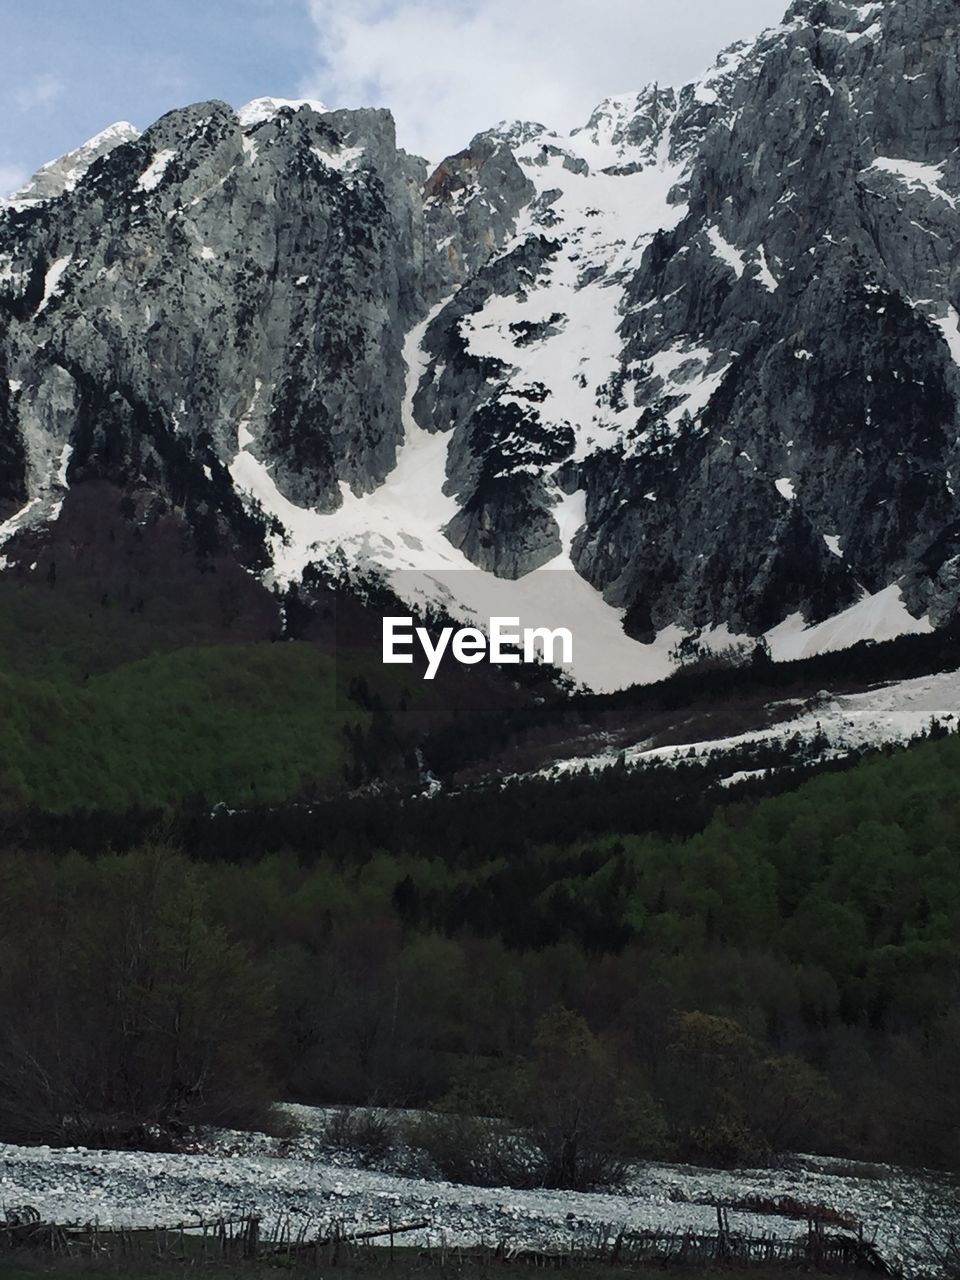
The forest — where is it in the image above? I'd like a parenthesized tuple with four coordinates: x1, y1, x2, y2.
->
(3, 563, 960, 810)
(0, 729, 958, 1181)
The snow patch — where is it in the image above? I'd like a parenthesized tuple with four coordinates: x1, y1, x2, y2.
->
(458, 120, 689, 463)
(311, 144, 365, 172)
(934, 306, 960, 367)
(755, 245, 778, 292)
(767, 584, 932, 662)
(55, 443, 73, 488)
(77, 121, 140, 150)
(812, 68, 835, 96)
(545, 668, 960, 782)
(867, 156, 957, 208)
(0, 497, 44, 549)
(7, 121, 140, 204)
(235, 380, 264, 453)
(0, 442, 73, 551)
(627, 344, 729, 443)
(137, 149, 177, 192)
(706, 225, 745, 278)
(238, 97, 329, 128)
(34, 255, 72, 316)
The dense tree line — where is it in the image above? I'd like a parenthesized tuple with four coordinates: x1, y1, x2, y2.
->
(1, 725, 887, 863)
(1, 732, 958, 1172)
(0, 847, 273, 1145)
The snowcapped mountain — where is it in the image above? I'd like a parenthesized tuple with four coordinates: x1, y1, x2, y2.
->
(6, 122, 143, 205)
(1, 0, 959, 689)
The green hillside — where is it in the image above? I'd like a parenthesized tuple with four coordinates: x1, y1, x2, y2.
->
(0, 643, 357, 810)
(2, 731, 959, 1172)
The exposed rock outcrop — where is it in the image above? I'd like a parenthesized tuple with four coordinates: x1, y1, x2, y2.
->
(2, 0, 959, 651)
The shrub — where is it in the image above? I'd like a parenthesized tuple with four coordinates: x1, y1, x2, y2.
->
(509, 1008, 658, 1189)
(403, 1111, 529, 1187)
(662, 1011, 839, 1167)
(406, 1010, 668, 1191)
(324, 1107, 399, 1163)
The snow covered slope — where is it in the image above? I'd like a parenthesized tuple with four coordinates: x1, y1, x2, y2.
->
(227, 0, 960, 687)
(538, 669, 960, 778)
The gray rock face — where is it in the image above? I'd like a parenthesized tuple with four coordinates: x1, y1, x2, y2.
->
(421, 131, 537, 302)
(567, 0, 960, 633)
(412, 234, 572, 577)
(410, 0, 960, 635)
(2, 0, 959, 647)
(1, 101, 424, 524)
(0, 98, 524, 553)
(0, 350, 26, 519)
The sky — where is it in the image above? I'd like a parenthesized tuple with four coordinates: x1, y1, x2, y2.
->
(0, 0, 787, 196)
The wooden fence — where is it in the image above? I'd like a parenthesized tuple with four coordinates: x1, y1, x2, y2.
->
(0, 1206, 898, 1275)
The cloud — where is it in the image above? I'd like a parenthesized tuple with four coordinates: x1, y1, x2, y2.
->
(0, 163, 27, 198)
(14, 73, 65, 113)
(299, 0, 785, 161)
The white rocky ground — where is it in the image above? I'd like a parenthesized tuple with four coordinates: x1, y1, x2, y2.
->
(0, 1107, 954, 1276)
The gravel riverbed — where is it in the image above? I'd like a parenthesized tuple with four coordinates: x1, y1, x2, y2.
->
(0, 1108, 954, 1276)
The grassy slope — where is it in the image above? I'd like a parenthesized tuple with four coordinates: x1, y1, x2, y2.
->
(0, 564, 280, 686)
(0, 570, 557, 813)
(0, 643, 358, 811)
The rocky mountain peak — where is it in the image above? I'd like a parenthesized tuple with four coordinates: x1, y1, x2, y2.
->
(2, 0, 959, 688)
(8, 121, 142, 206)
